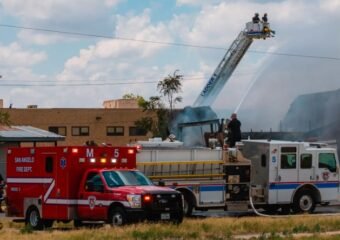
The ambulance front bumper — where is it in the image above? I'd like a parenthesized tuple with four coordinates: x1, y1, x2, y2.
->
(125, 208, 183, 222)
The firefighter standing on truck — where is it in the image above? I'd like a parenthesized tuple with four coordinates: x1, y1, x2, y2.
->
(227, 113, 242, 147)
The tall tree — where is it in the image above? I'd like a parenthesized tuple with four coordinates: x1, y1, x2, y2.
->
(135, 96, 168, 138)
(157, 70, 183, 120)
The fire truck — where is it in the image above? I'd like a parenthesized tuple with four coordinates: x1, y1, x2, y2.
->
(6, 146, 183, 229)
(136, 139, 340, 215)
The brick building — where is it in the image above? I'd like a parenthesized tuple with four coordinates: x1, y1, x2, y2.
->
(1, 99, 154, 146)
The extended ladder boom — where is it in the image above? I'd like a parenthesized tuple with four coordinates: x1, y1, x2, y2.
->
(193, 21, 274, 107)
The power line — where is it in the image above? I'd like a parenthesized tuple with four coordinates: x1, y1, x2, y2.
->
(0, 71, 257, 86)
(0, 78, 204, 87)
(1, 23, 340, 61)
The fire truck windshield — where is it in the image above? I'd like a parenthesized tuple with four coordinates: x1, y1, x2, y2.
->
(103, 170, 154, 187)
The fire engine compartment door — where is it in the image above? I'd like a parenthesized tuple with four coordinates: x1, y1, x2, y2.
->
(198, 184, 225, 205)
(314, 151, 339, 201)
(276, 146, 299, 203)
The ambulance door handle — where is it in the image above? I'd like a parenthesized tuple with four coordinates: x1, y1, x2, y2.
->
(277, 175, 281, 181)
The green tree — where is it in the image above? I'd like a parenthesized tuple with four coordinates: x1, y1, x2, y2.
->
(135, 96, 168, 138)
(0, 111, 11, 126)
(157, 70, 183, 120)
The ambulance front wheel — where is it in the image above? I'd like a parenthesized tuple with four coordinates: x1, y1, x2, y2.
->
(26, 207, 43, 230)
(293, 190, 316, 213)
(109, 206, 127, 226)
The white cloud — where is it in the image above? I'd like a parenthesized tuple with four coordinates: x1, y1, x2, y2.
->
(1, 0, 121, 45)
(0, 43, 47, 67)
(58, 10, 171, 77)
(2, 0, 111, 21)
(105, 0, 124, 7)
(176, 0, 222, 6)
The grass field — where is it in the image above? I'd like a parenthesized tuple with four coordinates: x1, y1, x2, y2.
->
(1, 215, 340, 239)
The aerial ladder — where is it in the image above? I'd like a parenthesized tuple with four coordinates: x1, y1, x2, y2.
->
(193, 20, 275, 107)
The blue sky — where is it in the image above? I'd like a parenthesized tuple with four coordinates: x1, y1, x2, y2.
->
(0, 0, 340, 131)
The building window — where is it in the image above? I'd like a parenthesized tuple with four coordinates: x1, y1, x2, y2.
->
(72, 126, 89, 136)
(129, 126, 147, 136)
(107, 126, 124, 136)
(48, 126, 67, 136)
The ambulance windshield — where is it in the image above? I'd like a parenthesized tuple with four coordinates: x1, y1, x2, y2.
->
(103, 170, 153, 187)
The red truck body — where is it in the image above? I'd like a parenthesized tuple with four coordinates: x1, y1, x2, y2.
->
(6, 146, 183, 229)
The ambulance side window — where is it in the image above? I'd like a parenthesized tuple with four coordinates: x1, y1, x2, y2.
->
(280, 147, 296, 169)
(45, 156, 53, 173)
(85, 172, 104, 192)
(300, 154, 312, 169)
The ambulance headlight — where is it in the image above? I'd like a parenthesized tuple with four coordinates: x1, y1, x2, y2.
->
(90, 158, 96, 163)
(111, 158, 117, 164)
(127, 194, 141, 208)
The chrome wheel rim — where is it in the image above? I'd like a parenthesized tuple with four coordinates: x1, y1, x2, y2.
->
(112, 213, 123, 226)
(299, 195, 313, 212)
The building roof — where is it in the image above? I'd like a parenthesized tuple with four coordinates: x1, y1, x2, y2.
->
(0, 125, 65, 142)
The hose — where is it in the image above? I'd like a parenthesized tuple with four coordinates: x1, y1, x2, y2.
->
(249, 190, 340, 218)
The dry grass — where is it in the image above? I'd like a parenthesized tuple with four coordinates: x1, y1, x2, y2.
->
(1, 215, 340, 239)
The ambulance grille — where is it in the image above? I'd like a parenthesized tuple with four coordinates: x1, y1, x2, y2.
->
(151, 193, 181, 210)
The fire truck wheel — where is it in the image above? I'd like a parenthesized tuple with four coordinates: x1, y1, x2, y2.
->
(26, 207, 43, 230)
(183, 194, 193, 217)
(293, 191, 316, 213)
(109, 207, 127, 226)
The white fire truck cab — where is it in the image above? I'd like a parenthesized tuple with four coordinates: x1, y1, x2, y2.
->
(6, 146, 183, 230)
(242, 140, 340, 213)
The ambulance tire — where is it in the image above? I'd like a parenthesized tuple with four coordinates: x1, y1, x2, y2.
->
(292, 190, 316, 213)
(26, 207, 44, 230)
(109, 206, 127, 226)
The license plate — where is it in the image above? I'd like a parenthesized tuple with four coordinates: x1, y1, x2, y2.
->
(161, 213, 170, 220)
